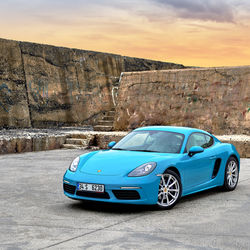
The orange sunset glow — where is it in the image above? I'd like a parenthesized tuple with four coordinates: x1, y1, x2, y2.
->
(0, 0, 249, 67)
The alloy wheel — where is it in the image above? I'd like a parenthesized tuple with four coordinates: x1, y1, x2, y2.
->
(226, 159, 239, 189)
(157, 173, 180, 208)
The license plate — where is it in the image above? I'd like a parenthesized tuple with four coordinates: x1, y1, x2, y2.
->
(77, 183, 105, 193)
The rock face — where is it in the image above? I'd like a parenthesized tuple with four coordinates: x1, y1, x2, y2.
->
(114, 67, 250, 135)
(0, 39, 31, 128)
(0, 38, 185, 128)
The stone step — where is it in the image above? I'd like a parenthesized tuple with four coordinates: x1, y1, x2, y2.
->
(103, 116, 115, 121)
(61, 144, 88, 150)
(93, 125, 113, 131)
(69, 134, 95, 140)
(65, 138, 89, 146)
(97, 121, 114, 126)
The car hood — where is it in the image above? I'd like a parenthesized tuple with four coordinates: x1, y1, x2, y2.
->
(78, 150, 178, 176)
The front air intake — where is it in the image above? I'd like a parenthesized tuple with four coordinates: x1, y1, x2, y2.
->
(63, 183, 76, 194)
(112, 190, 140, 200)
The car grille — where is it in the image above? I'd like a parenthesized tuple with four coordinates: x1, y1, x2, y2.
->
(63, 183, 76, 194)
(112, 190, 140, 200)
(76, 191, 110, 199)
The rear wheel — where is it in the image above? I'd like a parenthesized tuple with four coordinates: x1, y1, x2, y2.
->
(157, 170, 182, 209)
(223, 157, 239, 191)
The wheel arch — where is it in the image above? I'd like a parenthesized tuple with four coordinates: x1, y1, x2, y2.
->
(165, 166, 181, 181)
(229, 154, 240, 170)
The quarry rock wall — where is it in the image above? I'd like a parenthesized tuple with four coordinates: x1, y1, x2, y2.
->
(114, 67, 250, 135)
(0, 38, 184, 128)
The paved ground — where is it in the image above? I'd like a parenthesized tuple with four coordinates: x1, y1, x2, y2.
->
(0, 149, 250, 250)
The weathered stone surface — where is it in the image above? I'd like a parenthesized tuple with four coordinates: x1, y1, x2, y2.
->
(47, 136, 66, 151)
(0, 138, 17, 154)
(95, 133, 127, 149)
(20, 43, 118, 127)
(0, 37, 184, 129)
(16, 137, 32, 153)
(0, 38, 31, 128)
(32, 136, 66, 152)
(114, 67, 250, 135)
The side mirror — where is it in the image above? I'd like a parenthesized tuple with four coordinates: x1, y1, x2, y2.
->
(188, 146, 204, 157)
(108, 141, 116, 149)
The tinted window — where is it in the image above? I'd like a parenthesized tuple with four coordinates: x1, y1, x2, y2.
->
(185, 133, 214, 152)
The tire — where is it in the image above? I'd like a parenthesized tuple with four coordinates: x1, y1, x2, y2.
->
(223, 157, 239, 191)
(157, 169, 182, 210)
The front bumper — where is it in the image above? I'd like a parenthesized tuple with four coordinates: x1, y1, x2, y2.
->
(63, 170, 161, 205)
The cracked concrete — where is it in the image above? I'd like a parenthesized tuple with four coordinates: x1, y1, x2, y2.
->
(0, 149, 249, 249)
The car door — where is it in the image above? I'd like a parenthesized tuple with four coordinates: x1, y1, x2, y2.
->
(178, 133, 216, 191)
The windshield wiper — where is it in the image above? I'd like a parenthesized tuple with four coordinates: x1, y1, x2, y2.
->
(112, 148, 126, 151)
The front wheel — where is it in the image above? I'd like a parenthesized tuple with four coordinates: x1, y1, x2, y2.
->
(223, 157, 239, 191)
(157, 170, 182, 210)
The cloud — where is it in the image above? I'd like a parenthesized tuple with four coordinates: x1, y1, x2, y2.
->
(152, 0, 235, 22)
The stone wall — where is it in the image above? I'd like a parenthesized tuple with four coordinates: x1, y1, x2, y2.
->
(114, 67, 250, 135)
(0, 38, 185, 129)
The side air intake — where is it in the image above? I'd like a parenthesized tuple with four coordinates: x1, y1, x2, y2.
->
(212, 158, 221, 179)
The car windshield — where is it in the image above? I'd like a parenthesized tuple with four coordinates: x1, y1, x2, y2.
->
(112, 130, 185, 153)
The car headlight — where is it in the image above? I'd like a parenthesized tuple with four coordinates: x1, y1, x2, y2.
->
(69, 156, 80, 172)
(128, 162, 157, 177)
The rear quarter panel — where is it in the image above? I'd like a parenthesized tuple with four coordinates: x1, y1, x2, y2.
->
(208, 142, 240, 187)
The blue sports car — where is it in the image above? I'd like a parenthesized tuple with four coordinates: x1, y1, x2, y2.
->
(63, 126, 240, 209)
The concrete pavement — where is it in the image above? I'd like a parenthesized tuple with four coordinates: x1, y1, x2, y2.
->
(0, 149, 250, 249)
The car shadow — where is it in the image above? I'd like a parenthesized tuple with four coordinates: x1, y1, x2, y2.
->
(66, 187, 225, 214)
(67, 199, 156, 214)
(178, 187, 222, 205)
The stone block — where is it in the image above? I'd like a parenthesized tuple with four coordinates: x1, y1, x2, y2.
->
(16, 137, 33, 153)
(0, 138, 17, 154)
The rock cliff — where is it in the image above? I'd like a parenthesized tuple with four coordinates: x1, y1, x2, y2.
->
(114, 67, 250, 135)
(0, 38, 185, 128)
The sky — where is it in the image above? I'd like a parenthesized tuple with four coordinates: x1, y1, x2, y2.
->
(0, 0, 250, 67)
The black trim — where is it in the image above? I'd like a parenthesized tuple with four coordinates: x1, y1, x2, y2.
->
(212, 158, 221, 178)
(63, 183, 76, 195)
(112, 190, 140, 200)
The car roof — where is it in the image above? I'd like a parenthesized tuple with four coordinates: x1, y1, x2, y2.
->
(134, 126, 211, 136)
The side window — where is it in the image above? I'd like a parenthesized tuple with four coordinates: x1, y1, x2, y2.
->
(186, 133, 214, 152)
(203, 135, 214, 148)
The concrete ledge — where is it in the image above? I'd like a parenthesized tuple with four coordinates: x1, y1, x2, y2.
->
(0, 129, 249, 158)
